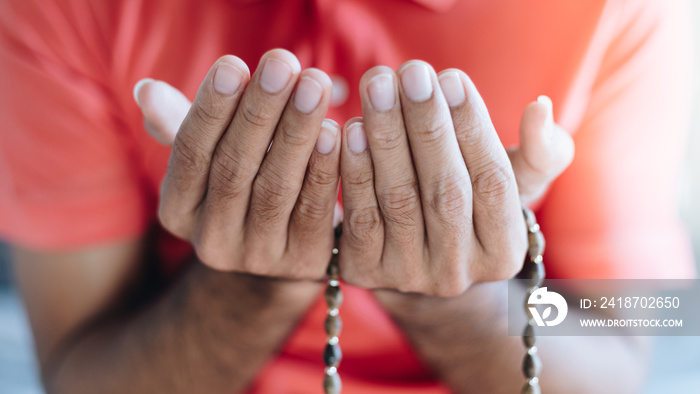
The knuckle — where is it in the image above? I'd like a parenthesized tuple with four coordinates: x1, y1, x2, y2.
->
(455, 117, 486, 147)
(295, 189, 330, 224)
(171, 136, 210, 174)
(307, 164, 337, 188)
(371, 126, 404, 151)
(254, 168, 294, 203)
(428, 173, 471, 218)
(251, 170, 294, 222)
(240, 104, 274, 129)
(344, 169, 373, 190)
(209, 165, 246, 200)
(379, 180, 421, 227)
(279, 124, 313, 147)
(471, 161, 513, 207)
(414, 117, 451, 145)
(293, 165, 337, 225)
(209, 144, 251, 199)
(190, 101, 228, 127)
(345, 206, 383, 245)
(426, 173, 472, 243)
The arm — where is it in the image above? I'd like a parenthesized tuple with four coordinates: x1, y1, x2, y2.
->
(375, 283, 649, 393)
(339, 63, 644, 391)
(15, 241, 321, 394)
(13, 49, 341, 393)
(344, 1, 691, 393)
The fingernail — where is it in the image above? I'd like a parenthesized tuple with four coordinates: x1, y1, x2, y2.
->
(400, 63, 433, 102)
(133, 78, 154, 107)
(347, 122, 368, 154)
(537, 95, 553, 112)
(214, 63, 243, 95)
(537, 95, 554, 138)
(439, 72, 465, 108)
(259, 58, 293, 93)
(294, 77, 323, 113)
(368, 74, 395, 111)
(316, 120, 338, 154)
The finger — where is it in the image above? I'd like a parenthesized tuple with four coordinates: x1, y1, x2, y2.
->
(134, 79, 191, 146)
(339, 120, 384, 288)
(507, 96, 575, 205)
(204, 49, 301, 216)
(438, 69, 524, 281)
(246, 68, 333, 265)
(286, 119, 341, 279)
(396, 61, 472, 291)
(195, 49, 302, 270)
(157, 55, 250, 239)
(359, 66, 424, 270)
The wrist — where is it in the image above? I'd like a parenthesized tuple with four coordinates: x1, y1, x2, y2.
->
(373, 281, 508, 324)
(192, 263, 324, 316)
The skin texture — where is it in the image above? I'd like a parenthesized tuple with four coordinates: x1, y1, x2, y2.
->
(14, 50, 647, 394)
(374, 282, 648, 393)
(16, 247, 322, 394)
(17, 49, 338, 394)
(155, 51, 341, 278)
(340, 64, 529, 295)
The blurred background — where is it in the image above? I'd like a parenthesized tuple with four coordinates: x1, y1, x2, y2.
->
(3, 5, 700, 394)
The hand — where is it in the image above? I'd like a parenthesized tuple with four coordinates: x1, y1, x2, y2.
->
(338, 61, 574, 296)
(134, 49, 342, 279)
(508, 95, 575, 206)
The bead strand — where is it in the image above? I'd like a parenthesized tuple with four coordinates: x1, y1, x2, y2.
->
(521, 208, 545, 394)
(323, 225, 343, 394)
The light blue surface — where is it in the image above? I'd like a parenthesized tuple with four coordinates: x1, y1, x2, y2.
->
(1, 283, 699, 393)
(643, 335, 700, 393)
(0, 287, 43, 394)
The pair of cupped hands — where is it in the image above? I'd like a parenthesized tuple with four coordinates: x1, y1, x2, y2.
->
(134, 49, 574, 297)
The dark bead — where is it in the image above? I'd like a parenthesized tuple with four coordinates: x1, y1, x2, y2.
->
(325, 314, 343, 337)
(521, 260, 545, 288)
(521, 380, 541, 394)
(323, 343, 343, 367)
(326, 261, 340, 279)
(334, 224, 343, 240)
(323, 371, 342, 394)
(528, 231, 545, 257)
(522, 351, 542, 379)
(522, 208, 537, 229)
(524, 295, 535, 320)
(522, 323, 536, 348)
(325, 284, 343, 309)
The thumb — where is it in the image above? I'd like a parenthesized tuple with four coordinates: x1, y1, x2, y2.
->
(508, 95, 575, 206)
(133, 78, 192, 146)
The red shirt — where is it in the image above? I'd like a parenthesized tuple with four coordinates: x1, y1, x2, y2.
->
(0, 0, 695, 392)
